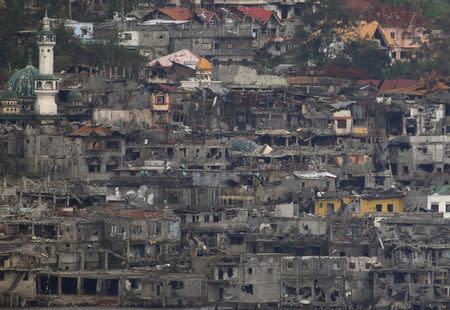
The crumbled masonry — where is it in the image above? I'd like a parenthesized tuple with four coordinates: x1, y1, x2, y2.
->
(0, 5, 449, 310)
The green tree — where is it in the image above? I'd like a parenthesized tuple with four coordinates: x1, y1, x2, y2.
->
(334, 39, 392, 79)
(293, 0, 356, 67)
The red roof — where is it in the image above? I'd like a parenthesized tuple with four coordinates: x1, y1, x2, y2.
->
(356, 80, 382, 88)
(68, 126, 119, 137)
(236, 7, 280, 24)
(198, 8, 216, 22)
(377, 79, 419, 94)
(342, 0, 429, 27)
(157, 8, 191, 21)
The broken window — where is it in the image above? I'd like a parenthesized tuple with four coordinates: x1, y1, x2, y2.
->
(337, 119, 347, 129)
(169, 280, 184, 289)
(203, 215, 210, 222)
(106, 141, 119, 150)
(230, 234, 243, 245)
(394, 272, 406, 283)
(241, 284, 253, 294)
(431, 204, 439, 212)
(156, 95, 165, 105)
(227, 267, 233, 278)
(87, 141, 100, 150)
(106, 157, 119, 171)
(168, 193, 179, 204)
(248, 268, 252, 275)
(287, 261, 294, 269)
(88, 159, 101, 173)
(348, 262, 355, 269)
(376, 204, 382, 212)
(387, 204, 394, 212)
(129, 279, 138, 289)
(330, 290, 339, 302)
(446, 204, 450, 212)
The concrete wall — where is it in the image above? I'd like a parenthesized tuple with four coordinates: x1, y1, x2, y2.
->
(218, 65, 287, 88)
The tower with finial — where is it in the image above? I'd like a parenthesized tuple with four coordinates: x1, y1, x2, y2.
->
(34, 10, 58, 115)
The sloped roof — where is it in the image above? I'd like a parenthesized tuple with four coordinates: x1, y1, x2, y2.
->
(377, 79, 419, 94)
(197, 8, 216, 22)
(126, 9, 153, 20)
(382, 74, 449, 95)
(68, 126, 120, 137)
(157, 7, 191, 21)
(341, 20, 396, 47)
(236, 7, 281, 24)
(147, 49, 200, 68)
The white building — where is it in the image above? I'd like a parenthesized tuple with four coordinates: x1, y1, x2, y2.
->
(427, 191, 450, 218)
(34, 12, 58, 115)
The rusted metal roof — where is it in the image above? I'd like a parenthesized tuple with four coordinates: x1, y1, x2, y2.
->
(377, 79, 419, 94)
(157, 7, 191, 21)
(235, 7, 281, 24)
(68, 126, 119, 137)
(383, 73, 449, 95)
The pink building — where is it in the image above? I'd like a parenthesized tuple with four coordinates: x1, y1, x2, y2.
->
(344, 0, 430, 61)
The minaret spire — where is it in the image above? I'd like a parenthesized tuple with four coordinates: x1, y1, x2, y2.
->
(34, 12, 58, 115)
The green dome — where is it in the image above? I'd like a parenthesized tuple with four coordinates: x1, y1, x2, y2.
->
(1, 89, 19, 100)
(6, 64, 39, 99)
(67, 89, 82, 101)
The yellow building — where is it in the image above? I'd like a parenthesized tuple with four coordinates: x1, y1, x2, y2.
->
(0, 89, 20, 114)
(357, 192, 404, 216)
(315, 192, 403, 217)
(315, 197, 352, 216)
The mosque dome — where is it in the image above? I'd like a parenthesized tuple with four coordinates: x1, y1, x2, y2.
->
(5, 63, 39, 99)
(67, 89, 83, 102)
(195, 57, 212, 74)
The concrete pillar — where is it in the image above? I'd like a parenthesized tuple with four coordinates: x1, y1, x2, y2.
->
(77, 276, 81, 295)
(80, 251, 85, 271)
(104, 252, 108, 270)
(57, 276, 62, 295)
(118, 278, 123, 306)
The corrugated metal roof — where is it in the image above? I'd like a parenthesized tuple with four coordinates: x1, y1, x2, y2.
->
(147, 49, 200, 68)
(236, 7, 281, 24)
(157, 7, 191, 21)
(68, 126, 119, 137)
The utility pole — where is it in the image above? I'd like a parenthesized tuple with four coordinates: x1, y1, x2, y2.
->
(68, 0, 72, 20)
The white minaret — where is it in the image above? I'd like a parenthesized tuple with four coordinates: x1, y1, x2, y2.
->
(34, 11, 58, 115)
